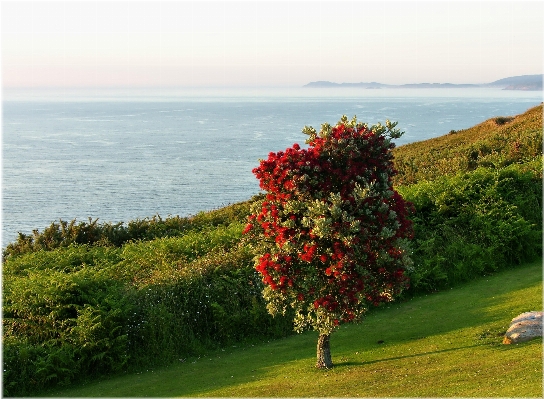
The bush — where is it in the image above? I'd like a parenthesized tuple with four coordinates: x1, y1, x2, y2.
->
(124, 244, 293, 370)
(2, 265, 131, 396)
(399, 165, 542, 293)
(2, 199, 255, 260)
(494, 116, 514, 125)
(2, 223, 293, 396)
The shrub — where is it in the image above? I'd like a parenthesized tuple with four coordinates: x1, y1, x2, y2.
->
(2, 199, 255, 260)
(2, 266, 131, 396)
(399, 165, 542, 293)
(2, 223, 293, 396)
(124, 244, 293, 370)
(494, 116, 514, 125)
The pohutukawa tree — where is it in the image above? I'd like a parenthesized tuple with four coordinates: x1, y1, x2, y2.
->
(244, 116, 414, 369)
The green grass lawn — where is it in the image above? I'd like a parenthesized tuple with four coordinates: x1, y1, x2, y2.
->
(48, 259, 542, 397)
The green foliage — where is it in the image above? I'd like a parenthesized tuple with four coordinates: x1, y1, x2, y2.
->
(2, 244, 122, 277)
(124, 244, 293, 371)
(3, 223, 292, 396)
(3, 263, 131, 396)
(3, 199, 254, 260)
(115, 223, 245, 283)
(398, 164, 542, 293)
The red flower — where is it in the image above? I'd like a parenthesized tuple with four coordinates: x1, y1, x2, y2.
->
(242, 223, 253, 235)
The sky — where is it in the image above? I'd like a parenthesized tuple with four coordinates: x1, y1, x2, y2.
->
(1, 0, 543, 88)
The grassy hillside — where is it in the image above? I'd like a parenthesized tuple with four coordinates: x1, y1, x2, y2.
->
(392, 103, 542, 185)
(47, 259, 542, 397)
(3, 104, 542, 396)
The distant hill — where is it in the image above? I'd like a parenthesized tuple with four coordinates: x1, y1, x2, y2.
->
(485, 74, 543, 91)
(304, 74, 543, 91)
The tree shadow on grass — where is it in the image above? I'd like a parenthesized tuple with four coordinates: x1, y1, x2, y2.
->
(334, 343, 489, 368)
(333, 261, 542, 350)
(189, 263, 542, 396)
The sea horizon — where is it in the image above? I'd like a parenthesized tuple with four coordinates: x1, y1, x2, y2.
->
(4, 86, 542, 103)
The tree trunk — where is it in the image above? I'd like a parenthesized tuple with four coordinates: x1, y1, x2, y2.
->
(316, 333, 333, 369)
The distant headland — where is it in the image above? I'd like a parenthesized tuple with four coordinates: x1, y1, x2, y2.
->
(303, 74, 543, 91)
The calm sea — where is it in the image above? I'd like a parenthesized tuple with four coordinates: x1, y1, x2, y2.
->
(2, 87, 542, 248)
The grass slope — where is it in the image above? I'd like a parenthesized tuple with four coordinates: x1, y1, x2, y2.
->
(392, 104, 542, 185)
(48, 259, 542, 397)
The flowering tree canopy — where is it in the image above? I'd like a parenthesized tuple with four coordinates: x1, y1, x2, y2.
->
(244, 115, 414, 368)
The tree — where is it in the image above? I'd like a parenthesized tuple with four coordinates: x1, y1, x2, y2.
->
(244, 115, 414, 368)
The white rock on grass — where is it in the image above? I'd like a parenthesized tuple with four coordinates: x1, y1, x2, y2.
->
(503, 311, 543, 344)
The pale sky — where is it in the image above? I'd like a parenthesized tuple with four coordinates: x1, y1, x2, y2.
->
(2, 0, 543, 88)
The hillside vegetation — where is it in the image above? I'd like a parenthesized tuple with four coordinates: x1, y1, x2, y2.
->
(393, 104, 542, 291)
(3, 104, 542, 396)
(392, 103, 542, 185)
(45, 259, 544, 397)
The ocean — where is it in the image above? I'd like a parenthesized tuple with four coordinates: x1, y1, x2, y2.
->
(2, 87, 542, 248)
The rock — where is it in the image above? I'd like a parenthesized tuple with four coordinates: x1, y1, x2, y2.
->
(502, 311, 543, 344)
